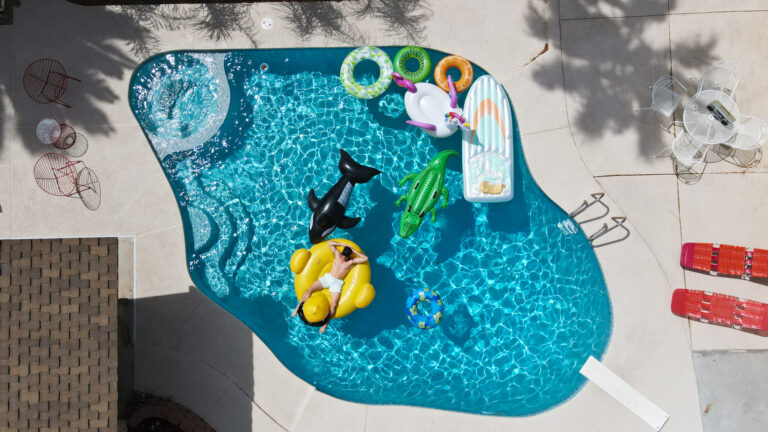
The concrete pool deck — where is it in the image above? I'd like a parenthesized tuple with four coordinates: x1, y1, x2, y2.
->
(1, 0, 768, 430)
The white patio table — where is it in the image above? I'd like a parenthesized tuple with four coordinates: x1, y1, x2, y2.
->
(683, 89, 740, 145)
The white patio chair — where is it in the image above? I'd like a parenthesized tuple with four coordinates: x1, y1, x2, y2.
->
(724, 115, 768, 150)
(671, 130, 708, 168)
(654, 122, 708, 184)
(698, 61, 739, 96)
(636, 75, 688, 118)
(724, 115, 767, 167)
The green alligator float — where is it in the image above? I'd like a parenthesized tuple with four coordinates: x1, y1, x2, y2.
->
(395, 150, 459, 238)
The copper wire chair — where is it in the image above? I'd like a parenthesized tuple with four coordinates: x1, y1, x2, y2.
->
(23, 59, 81, 108)
(33, 153, 101, 210)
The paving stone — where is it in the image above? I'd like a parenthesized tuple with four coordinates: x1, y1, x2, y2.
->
(0, 238, 118, 431)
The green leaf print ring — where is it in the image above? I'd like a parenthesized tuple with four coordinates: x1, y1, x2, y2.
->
(340, 46, 394, 99)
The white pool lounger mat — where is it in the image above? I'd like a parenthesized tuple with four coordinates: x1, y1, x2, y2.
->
(580, 356, 670, 431)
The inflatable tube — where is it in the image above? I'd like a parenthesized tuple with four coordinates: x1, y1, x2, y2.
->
(340, 46, 393, 99)
(406, 289, 444, 329)
(290, 239, 375, 322)
(394, 46, 432, 83)
(434, 55, 474, 93)
(404, 82, 463, 138)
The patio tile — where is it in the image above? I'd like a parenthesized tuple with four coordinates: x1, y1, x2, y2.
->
(0, 164, 9, 237)
(521, 127, 602, 212)
(239, 346, 315, 430)
(191, 4, 285, 50)
(671, 1, 768, 13)
(504, 48, 569, 136)
(575, 384, 666, 432)
(521, 127, 634, 238)
(670, 10, 768, 174)
(0, 29, 12, 165)
(292, 390, 367, 432)
(595, 316, 700, 432)
(134, 225, 198, 347)
(203, 383, 283, 432)
(506, 0, 568, 136)
(169, 289, 265, 388)
(597, 174, 684, 288)
(560, 15, 674, 176)
(678, 172, 768, 350)
(134, 343, 231, 420)
(427, 410, 496, 432)
(364, 405, 435, 432)
(595, 229, 686, 345)
(692, 350, 768, 432)
(560, 0, 668, 19)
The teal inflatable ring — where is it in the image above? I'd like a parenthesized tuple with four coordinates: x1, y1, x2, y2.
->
(394, 46, 432, 83)
(340, 46, 393, 99)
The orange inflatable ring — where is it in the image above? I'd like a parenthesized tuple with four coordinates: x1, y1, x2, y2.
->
(434, 55, 474, 93)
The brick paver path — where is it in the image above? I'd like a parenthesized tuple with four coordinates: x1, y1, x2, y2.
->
(0, 238, 118, 431)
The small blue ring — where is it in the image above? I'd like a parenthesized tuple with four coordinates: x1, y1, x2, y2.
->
(405, 289, 444, 330)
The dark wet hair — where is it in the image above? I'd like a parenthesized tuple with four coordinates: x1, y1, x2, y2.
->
(341, 246, 353, 260)
(296, 302, 331, 327)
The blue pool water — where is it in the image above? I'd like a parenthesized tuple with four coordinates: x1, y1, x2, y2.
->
(129, 47, 612, 416)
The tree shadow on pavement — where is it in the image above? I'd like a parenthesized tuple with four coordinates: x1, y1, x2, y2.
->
(524, 0, 718, 160)
(1, 0, 432, 155)
(278, 0, 431, 44)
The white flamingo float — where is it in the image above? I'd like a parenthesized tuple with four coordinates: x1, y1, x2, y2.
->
(392, 72, 469, 138)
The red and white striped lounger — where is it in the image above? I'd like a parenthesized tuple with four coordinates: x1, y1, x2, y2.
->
(680, 242, 768, 280)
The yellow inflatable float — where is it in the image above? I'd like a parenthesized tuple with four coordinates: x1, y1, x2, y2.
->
(290, 239, 375, 324)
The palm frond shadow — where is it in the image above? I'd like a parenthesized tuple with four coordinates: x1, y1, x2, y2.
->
(523, 0, 719, 161)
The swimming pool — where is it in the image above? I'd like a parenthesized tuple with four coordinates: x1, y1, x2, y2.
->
(129, 47, 612, 416)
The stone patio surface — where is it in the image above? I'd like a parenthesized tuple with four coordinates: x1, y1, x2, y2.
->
(1, 0, 767, 431)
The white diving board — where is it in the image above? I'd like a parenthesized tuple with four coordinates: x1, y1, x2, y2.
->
(580, 356, 670, 431)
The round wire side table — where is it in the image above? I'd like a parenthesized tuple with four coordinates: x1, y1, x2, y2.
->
(35, 118, 61, 145)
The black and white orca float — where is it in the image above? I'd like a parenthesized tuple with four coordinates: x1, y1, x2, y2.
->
(307, 149, 381, 244)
